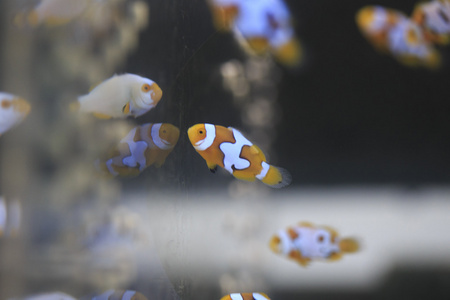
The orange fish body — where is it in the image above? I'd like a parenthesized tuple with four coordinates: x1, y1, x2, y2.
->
(188, 124, 291, 188)
(269, 222, 359, 267)
(96, 123, 179, 177)
(220, 293, 271, 300)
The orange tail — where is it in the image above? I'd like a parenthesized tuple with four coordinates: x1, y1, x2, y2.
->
(261, 165, 292, 188)
(339, 238, 359, 253)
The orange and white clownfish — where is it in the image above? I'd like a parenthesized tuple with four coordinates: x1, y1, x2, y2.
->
(92, 290, 148, 300)
(95, 123, 179, 177)
(72, 73, 163, 119)
(269, 222, 359, 267)
(208, 0, 302, 67)
(412, 0, 450, 45)
(220, 293, 271, 300)
(187, 123, 291, 188)
(14, 0, 90, 28)
(0, 92, 31, 136)
(356, 5, 441, 68)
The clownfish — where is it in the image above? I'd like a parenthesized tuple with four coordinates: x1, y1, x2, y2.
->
(0, 92, 31, 136)
(269, 222, 359, 267)
(95, 123, 179, 177)
(356, 6, 441, 68)
(92, 290, 148, 300)
(14, 0, 90, 28)
(412, 0, 450, 45)
(72, 73, 163, 119)
(187, 123, 291, 188)
(220, 293, 271, 300)
(208, 0, 302, 67)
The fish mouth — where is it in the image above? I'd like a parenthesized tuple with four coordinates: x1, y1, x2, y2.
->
(194, 139, 204, 147)
(12, 98, 31, 115)
(149, 83, 163, 102)
(161, 138, 171, 147)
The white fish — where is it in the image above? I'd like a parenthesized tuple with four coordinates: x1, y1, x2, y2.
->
(93, 290, 148, 300)
(0, 92, 31, 136)
(73, 73, 163, 119)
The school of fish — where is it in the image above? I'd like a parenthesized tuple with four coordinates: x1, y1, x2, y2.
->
(356, 0, 450, 68)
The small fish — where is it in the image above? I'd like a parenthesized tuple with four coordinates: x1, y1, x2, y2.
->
(95, 123, 179, 177)
(209, 0, 302, 67)
(17, 292, 76, 300)
(356, 5, 441, 68)
(412, 0, 450, 45)
(73, 73, 163, 119)
(187, 123, 291, 188)
(0, 92, 31, 136)
(269, 222, 359, 267)
(92, 290, 148, 300)
(220, 293, 271, 300)
(14, 0, 90, 27)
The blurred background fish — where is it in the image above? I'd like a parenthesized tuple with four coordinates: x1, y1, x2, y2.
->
(269, 222, 359, 267)
(412, 0, 450, 45)
(0, 92, 30, 136)
(220, 293, 271, 300)
(356, 5, 441, 69)
(91, 290, 148, 300)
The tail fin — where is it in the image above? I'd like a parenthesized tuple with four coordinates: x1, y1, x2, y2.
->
(261, 165, 292, 188)
(269, 235, 282, 253)
(273, 38, 302, 68)
(339, 238, 359, 253)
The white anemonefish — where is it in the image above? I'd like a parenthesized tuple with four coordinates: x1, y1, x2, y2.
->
(208, 0, 302, 67)
(0, 92, 31, 136)
(187, 123, 291, 188)
(95, 123, 179, 177)
(14, 0, 90, 28)
(220, 293, 271, 300)
(412, 0, 450, 45)
(269, 222, 359, 267)
(92, 290, 148, 300)
(72, 73, 163, 119)
(356, 6, 441, 69)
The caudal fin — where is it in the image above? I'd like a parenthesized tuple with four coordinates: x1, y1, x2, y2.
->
(261, 165, 292, 188)
(339, 238, 359, 253)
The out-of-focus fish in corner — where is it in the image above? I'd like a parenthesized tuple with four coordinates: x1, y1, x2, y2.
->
(14, 0, 90, 28)
(412, 0, 450, 45)
(269, 222, 359, 267)
(187, 123, 291, 188)
(220, 293, 271, 300)
(356, 5, 441, 69)
(208, 0, 302, 67)
(95, 123, 179, 177)
(92, 290, 148, 300)
(0, 92, 31, 136)
(71, 73, 163, 119)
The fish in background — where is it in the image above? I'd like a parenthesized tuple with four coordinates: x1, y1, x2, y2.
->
(356, 5, 441, 69)
(220, 293, 271, 300)
(72, 73, 163, 119)
(14, 0, 90, 27)
(0, 92, 31, 136)
(9, 291, 76, 300)
(187, 123, 291, 188)
(269, 222, 359, 267)
(95, 123, 179, 177)
(412, 0, 450, 45)
(91, 290, 148, 300)
(207, 0, 302, 67)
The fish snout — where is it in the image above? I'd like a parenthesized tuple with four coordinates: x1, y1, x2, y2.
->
(150, 83, 163, 103)
(12, 98, 31, 115)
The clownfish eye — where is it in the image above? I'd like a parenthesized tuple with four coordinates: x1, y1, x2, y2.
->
(141, 83, 151, 92)
(198, 129, 204, 135)
(162, 130, 166, 133)
(1, 100, 11, 108)
(317, 235, 324, 243)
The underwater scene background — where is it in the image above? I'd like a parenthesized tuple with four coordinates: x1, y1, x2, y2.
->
(1, 0, 450, 299)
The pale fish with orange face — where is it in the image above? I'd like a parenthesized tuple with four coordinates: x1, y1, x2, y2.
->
(14, 0, 90, 28)
(356, 5, 440, 68)
(73, 73, 163, 119)
(269, 222, 359, 267)
(412, 0, 450, 45)
(92, 290, 148, 300)
(95, 123, 179, 177)
(220, 293, 271, 300)
(0, 92, 31, 136)
(188, 123, 291, 188)
(209, 0, 302, 67)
